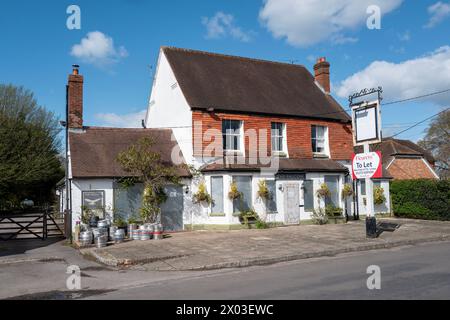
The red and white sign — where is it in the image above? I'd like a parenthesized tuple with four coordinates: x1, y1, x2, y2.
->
(352, 151, 382, 180)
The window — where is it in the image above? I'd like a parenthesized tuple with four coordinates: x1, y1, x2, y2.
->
(211, 177, 224, 214)
(233, 176, 252, 213)
(324, 176, 339, 208)
(303, 180, 314, 212)
(266, 180, 277, 212)
(360, 180, 366, 196)
(311, 125, 328, 155)
(271, 122, 286, 153)
(222, 120, 242, 152)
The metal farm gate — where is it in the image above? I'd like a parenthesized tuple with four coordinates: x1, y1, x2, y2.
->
(0, 209, 65, 241)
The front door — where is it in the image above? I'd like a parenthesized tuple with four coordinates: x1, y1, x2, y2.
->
(161, 185, 184, 232)
(284, 183, 300, 224)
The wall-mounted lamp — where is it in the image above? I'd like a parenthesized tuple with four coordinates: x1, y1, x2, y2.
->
(278, 185, 284, 192)
(207, 107, 215, 112)
(183, 185, 190, 194)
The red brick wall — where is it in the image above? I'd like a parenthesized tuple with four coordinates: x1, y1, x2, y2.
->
(192, 111, 353, 160)
(388, 158, 438, 180)
(68, 74, 84, 129)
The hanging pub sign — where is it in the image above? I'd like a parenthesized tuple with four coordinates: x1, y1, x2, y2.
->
(352, 151, 383, 180)
(351, 100, 382, 146)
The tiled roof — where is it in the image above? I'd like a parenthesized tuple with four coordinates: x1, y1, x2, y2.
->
(69, 127, 189, 178)
(356, 138, 435, 166)
(162, 46, 351, 122)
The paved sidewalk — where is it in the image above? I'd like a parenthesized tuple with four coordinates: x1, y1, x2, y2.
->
(82, 218, 450, 271)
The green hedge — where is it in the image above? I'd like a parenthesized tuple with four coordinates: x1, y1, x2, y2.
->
(390, 179, 450, 220)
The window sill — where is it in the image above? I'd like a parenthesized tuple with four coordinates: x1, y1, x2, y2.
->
(272, 151, 288, 158)
(313, 153, 330, 159)
(210, 213, 226, 217)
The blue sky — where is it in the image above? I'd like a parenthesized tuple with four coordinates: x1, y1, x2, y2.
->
(1, 0, 449, 142)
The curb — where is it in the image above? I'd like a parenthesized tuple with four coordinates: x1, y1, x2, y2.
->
(83, 234, 450, 270)
(183, 235, 450, 271)
(81, 249, 191, 267)
(0, 256, 66, 266)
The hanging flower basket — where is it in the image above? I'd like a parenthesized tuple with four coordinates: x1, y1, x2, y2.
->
(256, 179, 271, 200)
(193, 182, 213, 205)
(341, 184, 354, 199)
(228, 181, 243, 200)
(316, 183, 331, 199)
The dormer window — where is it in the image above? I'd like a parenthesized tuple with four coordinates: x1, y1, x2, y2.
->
(222, 120, 243, 152)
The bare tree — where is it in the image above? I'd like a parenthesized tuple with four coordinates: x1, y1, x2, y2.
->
(418, 109, 450, 179)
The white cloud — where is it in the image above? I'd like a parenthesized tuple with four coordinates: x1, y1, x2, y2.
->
(71, 31, 128, 67)
(259, 0, 403, 47)
(335, 46, 450, 105)
(95, 110, 146, 128)
(424, 1, 450, 28)
(202, 12, 254, 42)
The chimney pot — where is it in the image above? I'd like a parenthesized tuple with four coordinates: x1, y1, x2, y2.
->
(72, 64, 80, 75)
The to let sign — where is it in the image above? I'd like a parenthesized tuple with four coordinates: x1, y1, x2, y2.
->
(352, 151, 382, 179)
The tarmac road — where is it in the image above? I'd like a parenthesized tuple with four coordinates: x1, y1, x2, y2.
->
(86, 241, 450, 300)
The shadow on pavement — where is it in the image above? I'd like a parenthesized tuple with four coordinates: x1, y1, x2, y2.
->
(0, 237, 65, 257)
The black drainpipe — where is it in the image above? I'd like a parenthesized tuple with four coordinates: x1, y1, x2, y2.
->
(353, 179, 359, 220)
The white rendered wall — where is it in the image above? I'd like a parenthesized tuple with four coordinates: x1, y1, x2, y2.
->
(184, 172, 348, 227)
(70, 179, 115, 231)
(145, 49, 194, 166)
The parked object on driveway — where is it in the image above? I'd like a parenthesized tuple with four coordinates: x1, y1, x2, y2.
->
(132, 229, 141, 241)
(92, 227, 107, 239)
(153, 224, 163, 240)
(140, 229, 151, 241)
(128, 224, 137, 239)
(97, 220, 109, 229)
(113, 229, 125, 243)
(109, 226, 117, 241)
(79, 231, 93, 247)
(145, 224, 155, 239)
(95, 235, 108, 248)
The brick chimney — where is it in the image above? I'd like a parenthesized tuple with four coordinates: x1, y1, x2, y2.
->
(314, 57, 330, 94)
(67, 65, 83, 129)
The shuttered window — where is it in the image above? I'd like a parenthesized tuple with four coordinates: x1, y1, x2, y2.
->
(233, 176, 252, 213)
(303, 180, 314, 212)
(211, 176, 224, 214)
